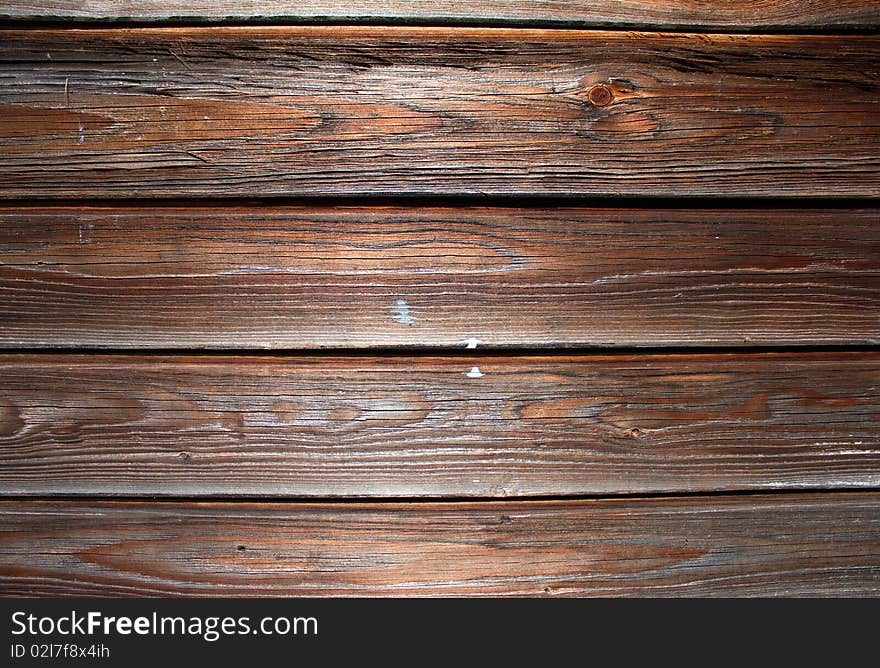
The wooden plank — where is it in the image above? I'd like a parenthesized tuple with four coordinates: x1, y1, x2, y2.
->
(2, 206, 879, 348)
(1, 352, 878, 497)
(1, 28, 878, 198)
(1, 493, 878, 596)
(2, 1, 878, 31)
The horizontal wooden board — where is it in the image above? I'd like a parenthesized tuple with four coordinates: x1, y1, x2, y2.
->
(1, 28, 878, 198)
(1, 352, 878, 497)
(2, 493, 878, 596)
(2, 206, 879, 348)
(2, 1, 878, 31)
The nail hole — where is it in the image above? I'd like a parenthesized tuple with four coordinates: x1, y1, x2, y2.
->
(630, 428, 642, 438)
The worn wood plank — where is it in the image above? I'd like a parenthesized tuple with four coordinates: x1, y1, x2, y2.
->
(2, 1, 878, 31)
(2, 494, 878, 596)
(2, 28, 878, 198)
(1, 352, 878, 497)
(2, 206, 879, 348)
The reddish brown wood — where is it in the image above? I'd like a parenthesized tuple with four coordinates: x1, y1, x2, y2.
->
(0, 13, 877, 602)
(2, 206, 878, 348)
(1, 352, 878, 497)
(2, 494, 878, 596)
(1, 28, 878, 198)
(1, 0, 877, 30)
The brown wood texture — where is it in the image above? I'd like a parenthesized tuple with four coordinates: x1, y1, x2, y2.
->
(1, 28, 878, 198)
(1, 352, 878, 497)
(2, 1, 878, 30)
(2, 493, 878, 596)
(2, 206, 879, 348)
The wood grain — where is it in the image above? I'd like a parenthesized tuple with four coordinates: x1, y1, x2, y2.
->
(2, 1, 877, 31)
(1, 352, 878, 497)
(2, 494, 878, 596)
(1, 28, 878, 198)
(2, 206, 879, 348)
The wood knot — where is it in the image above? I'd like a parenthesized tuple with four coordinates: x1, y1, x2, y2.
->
(587, 84, 614, 107)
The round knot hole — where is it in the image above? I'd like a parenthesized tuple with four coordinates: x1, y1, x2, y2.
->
(587, 84, 614, 106)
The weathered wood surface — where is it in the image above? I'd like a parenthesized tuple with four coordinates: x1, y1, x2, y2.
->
(2, 494, 878, 596)
(2, 1, 877, 30)
(1, 352, 878, 497)
(2, 28, 878, 198)
(2, 206, 879, 348)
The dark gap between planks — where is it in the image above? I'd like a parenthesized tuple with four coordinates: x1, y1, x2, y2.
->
(2, 344, 879, 357)
(4, 487, 880, 504)
(1, 19, 879, 34)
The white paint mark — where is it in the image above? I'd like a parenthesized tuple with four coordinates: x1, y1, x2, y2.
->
(46, 53, 51, 60)
(465, 366, 484, 378)
(392, 299, 414, 325)
(464, 337, 480, 349)
(77, 120, 84, 144)
(77, 223, 93, 244)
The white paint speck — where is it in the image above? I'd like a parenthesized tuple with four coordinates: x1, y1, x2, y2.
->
(464, 337, 480, 349)
(392, 299, 414, 325)
(77, 120, 84, 144)
(465, 366, 484, 378)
